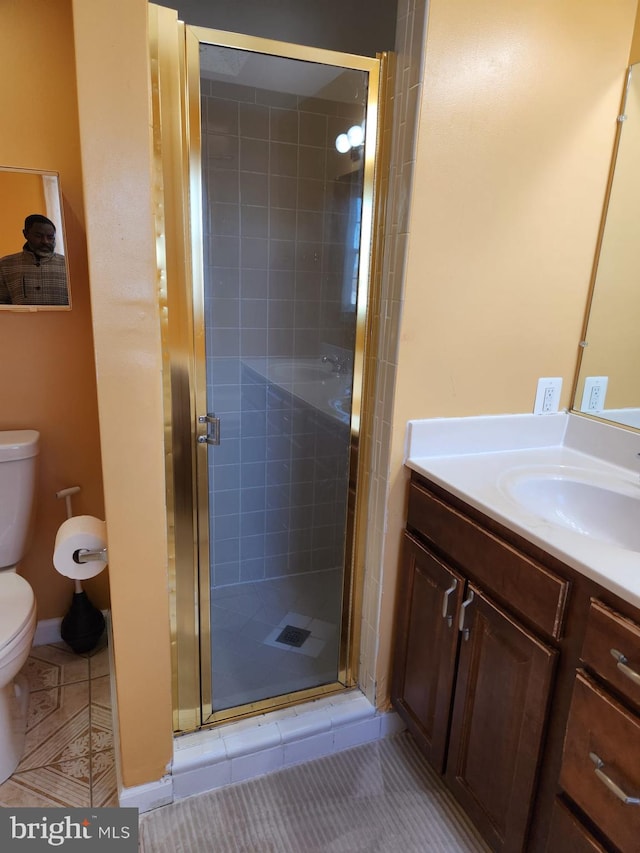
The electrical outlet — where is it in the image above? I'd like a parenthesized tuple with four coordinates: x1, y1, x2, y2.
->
(580, 376, 608, 414)
(534, 377, 562, 415)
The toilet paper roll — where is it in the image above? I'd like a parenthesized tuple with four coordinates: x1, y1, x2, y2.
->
(53, 515, 108, 581)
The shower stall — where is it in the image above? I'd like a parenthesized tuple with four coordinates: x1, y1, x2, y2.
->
(150, 8, 388, 731)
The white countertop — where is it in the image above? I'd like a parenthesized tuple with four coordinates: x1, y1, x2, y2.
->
(404, 412, 640, 609)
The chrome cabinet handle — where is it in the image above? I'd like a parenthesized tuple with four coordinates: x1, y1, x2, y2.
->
(197, 413, 221, 446)
(610, 648, 640, 687)
(589, 752, 640, 805)
(458, 590, 474, 640)
(441, 579, 458, 627)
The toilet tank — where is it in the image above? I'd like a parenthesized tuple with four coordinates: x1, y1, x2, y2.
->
(0, 430, 40, 570)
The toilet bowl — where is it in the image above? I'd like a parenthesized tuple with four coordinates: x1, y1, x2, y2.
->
(0, 573, 37, 783)
(0, 429, 39, 784)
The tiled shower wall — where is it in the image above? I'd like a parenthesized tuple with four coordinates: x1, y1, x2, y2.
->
(201, 77, 363, 360)
(359, 0, 428, 704)
(201, 75, 363, 588)
(230, 362, 349, 582)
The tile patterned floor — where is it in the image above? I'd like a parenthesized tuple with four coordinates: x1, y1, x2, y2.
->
(0, 639, 117, 807)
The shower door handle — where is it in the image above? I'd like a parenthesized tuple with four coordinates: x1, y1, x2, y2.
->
(197, 413, 221, 445)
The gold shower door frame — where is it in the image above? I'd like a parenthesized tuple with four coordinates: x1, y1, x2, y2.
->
(150, 4, 390, 733)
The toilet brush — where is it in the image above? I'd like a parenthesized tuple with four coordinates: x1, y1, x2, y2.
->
(56, 486, 105, 654)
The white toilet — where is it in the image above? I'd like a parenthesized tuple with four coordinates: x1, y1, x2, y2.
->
(0, 429, 39, 784)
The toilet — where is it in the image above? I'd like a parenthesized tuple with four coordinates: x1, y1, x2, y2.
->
(0, 429, 39, 784)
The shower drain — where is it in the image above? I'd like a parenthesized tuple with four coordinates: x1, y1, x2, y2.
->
(275, 625, 311, 648)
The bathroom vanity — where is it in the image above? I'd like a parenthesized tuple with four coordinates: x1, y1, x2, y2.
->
(392, 414, 640, 853)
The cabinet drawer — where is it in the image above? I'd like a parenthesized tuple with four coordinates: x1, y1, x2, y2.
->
(581, 599, 640, 711)
(559, 671, 640, 853)
(407, 481, 568, 639)
(545, 799, 607, 853)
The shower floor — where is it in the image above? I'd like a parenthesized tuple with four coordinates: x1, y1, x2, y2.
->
(210, 568, 343, 712)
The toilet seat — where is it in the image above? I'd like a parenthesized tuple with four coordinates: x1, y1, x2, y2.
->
(0, 574, 35, 652)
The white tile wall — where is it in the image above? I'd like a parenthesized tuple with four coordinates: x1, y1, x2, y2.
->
(166, 689, 404, 805)
(359, 0, 427, 706)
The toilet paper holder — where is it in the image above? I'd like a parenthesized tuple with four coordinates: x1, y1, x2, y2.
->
(56, 486, 109, 566)
(73, 547, 109, 564)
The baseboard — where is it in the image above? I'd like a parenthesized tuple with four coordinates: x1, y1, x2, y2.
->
(33, 617, 62, 646)
(33, 609, 111, 648)
(119, 775, 174, 813)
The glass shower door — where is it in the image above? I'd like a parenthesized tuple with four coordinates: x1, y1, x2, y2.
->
(190, 31, 380, 717)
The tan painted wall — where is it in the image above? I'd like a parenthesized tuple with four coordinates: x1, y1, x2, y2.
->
(0, 0, 107, 620)
(376, 0, 638, 698)
(71, 0, 173, 788)
(0, 173, 46, 256)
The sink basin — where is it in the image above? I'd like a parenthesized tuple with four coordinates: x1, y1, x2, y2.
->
(498, 465, 640, 552)
(267, 361, 335, 383)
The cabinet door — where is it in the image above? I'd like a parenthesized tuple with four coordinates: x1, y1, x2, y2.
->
(391, 533, 464, 772)
(445, 584, 557, 853)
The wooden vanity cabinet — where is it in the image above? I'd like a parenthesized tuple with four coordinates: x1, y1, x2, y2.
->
(550, 599, 640, 852)
(394, 472, 640, 853)
(392, 476, 564, 853)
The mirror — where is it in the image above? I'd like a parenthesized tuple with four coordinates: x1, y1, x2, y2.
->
(573, 64, 640, 429)
(0, 166, 71, 310)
